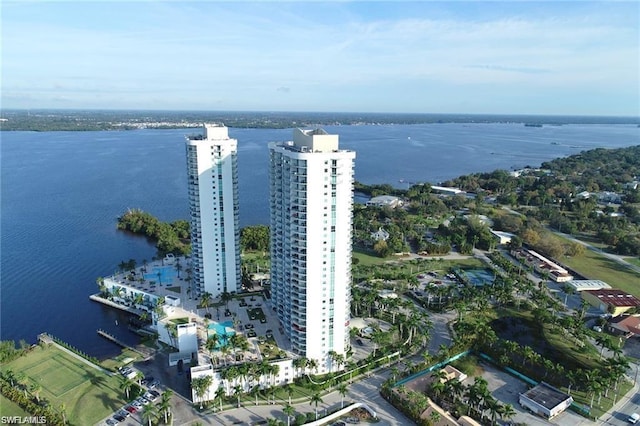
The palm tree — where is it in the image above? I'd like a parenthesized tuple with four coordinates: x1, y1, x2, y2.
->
(282, 404, 295, 426)
(200, 291, 212, 313)
(206, 334, 219, 354)
(233, 384, 243, 408)
(215, 386, 226, 412)
(595, 335, 610, 359)
(142, 402, 157, 426)
(309, 392, 323, 420)
(284, 383, 295, 405)
(192, 375, 212, 409)
(307, 358, 319, 375)
(59, 403, 67, 425)
(221, 291, 232, 309)
(337, 383, 348, 408)
(120, 376, 135, 399)
(159, 389, 173, 423)
(29, 382, 42, 402)
(249, 385, 261, 406)
(134, 293, 145, 307)
(3, 370, 15, 387)
(135, 371, 144, 386)
(96, 277, 107, 296)
(501, 403, 517, 423)
(293, 357, 307, 377)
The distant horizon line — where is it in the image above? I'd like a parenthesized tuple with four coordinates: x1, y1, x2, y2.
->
(1, 107, 639, 119)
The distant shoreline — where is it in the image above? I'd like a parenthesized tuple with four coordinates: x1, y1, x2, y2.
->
(1, 110, 639, 132)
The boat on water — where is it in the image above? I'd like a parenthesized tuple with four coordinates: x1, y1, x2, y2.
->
(524, 123, 543, 127)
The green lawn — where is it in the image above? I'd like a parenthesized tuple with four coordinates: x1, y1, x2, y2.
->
(0, 394, 31, 416)
(568, 379, 634, 420)
(1, 345, 127, 425)
(627, 257, 640, 268)
(560, 249, 640, 296)
(353, 248, 388, 266)
(100, 348, 140, 371)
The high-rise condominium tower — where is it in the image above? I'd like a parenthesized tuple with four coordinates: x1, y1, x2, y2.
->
(269, 128, 355, 372)
(186, 124, 240, 299)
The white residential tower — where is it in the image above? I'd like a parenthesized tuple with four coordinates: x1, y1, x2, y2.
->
(186, 124, 240, 299)
(269, 128, 355, 372)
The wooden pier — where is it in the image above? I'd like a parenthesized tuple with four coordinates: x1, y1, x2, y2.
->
(97, 329, 151, 358)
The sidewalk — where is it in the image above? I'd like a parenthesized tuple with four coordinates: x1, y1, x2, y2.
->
(594, 372, 640, 426)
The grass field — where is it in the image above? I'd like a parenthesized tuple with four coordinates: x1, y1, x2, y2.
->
(353, 248, 388, 266)
(1, 345, 127, 425)
(0, 394, 31, 416)
(560, 249, 640, 296)
(628, 257, 640, 268)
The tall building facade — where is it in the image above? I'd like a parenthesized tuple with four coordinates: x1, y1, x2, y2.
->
(269, 128, 355, 372)
(186, 124, 240, 299)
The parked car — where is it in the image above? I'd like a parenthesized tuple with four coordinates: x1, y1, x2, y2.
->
(117, 409, 130, 418)
(628, 413, 640, 424)
(113, 414, 126, 422)
(124, 405, 137, 414)
(106, 419, 119, 426)
(143, 392, 157, 401)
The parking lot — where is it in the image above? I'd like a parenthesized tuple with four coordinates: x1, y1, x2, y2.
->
(479, 361, 587, 426)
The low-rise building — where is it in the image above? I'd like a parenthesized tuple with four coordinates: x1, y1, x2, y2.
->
(420, 398, 460, 426)
(367, 195, 403, 208)
(582, 289, 640, 317)
(439, 365, 468, 383)
(190, 357, 296, 401)
(512, 249, 573, 282)
(371, 227, 390, 241)
(519, 382, 573, 419)
(156, 306, 198, 361)
(607, 315, 640, 337)
(490, 230, 515, 245)
(431, 185, 464, 195)
(565, 279, 612, 293)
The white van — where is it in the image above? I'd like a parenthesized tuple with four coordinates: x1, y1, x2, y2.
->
(628, 413, 640, 424)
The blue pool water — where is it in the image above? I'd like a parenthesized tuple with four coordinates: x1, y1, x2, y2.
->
(208, 321, 235, 348)
(143, 265, 177, 283)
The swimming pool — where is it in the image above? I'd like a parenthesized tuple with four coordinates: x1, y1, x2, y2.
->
(207, 321, 235, 348)
(143, 265, 177, 283)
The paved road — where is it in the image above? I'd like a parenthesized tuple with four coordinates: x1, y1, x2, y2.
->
(599, 371, 640, 426)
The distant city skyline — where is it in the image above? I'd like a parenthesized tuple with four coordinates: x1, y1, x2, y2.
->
(2, 1, 638, 116)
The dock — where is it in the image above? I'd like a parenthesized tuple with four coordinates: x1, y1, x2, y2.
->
(97, 329, 152, 359)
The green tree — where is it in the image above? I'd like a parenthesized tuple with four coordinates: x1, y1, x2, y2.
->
(282, 404, 295, 426)
(192, 376, 212, 409)
(142, 402, 157, 426)
(309, 392, 323, 420)
(337, 383, 348, 408)
(159, 389, 173, 423)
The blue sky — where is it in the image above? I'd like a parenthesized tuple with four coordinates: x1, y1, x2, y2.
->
(2, 1, 639, 115)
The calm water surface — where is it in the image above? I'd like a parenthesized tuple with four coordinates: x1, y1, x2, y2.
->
(1, 123, 638, 357)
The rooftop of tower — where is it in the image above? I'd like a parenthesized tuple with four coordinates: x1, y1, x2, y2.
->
(186, 123, 229, 141)
(288, 127, 340, 153)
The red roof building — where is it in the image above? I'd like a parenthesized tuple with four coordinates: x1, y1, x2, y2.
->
(582, 289, 640, 316)
(607, 315, 640, 337)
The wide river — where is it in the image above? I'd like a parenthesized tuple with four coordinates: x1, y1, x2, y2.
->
(1, 122, 638, 357)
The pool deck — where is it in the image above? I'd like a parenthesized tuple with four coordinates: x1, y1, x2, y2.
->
(100, 256, 296, 366)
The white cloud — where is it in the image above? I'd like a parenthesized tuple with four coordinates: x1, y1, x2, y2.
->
(2, 2, 637, 113)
